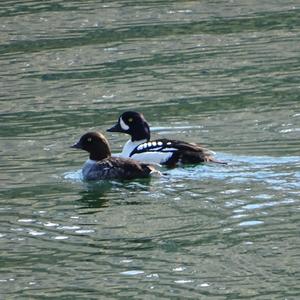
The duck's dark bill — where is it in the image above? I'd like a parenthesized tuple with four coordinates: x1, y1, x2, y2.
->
(70, 142, 82, 149)
(107, 123, 122, 132)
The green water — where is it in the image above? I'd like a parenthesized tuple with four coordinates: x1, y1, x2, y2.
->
(1, 1, 300, 299)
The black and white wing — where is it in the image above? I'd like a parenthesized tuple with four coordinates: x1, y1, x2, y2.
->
(130, 139, 180, 155)
(130, 139, 223, 167)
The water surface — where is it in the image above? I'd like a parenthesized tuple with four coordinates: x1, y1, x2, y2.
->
(1, 0, 300, 299)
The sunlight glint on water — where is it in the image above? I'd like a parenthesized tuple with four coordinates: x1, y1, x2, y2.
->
(0, 0, 300, 299)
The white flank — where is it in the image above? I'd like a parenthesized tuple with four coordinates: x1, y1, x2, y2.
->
(131, 151, 173, 164)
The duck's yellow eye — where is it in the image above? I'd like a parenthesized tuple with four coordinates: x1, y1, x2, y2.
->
(128, 118, 133, 123)
(87, 137, 92, 142)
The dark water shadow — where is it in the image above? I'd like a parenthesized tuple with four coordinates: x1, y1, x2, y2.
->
(76, 181, 113, 211)
(68, 173, 156, 213)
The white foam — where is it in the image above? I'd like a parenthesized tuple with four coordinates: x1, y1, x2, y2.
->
(120, 270, 144, 276)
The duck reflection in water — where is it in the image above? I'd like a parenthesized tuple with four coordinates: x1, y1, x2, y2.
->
(76, 179, 154, 212)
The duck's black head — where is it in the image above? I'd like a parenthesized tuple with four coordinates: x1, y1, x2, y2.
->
(71, 132, 111, 161)
(107, 111, 150, 142)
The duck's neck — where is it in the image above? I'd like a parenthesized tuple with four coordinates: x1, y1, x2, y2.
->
(89, 152, 109, 161)
(122, 139, 147, 157)
(131, 122, 150, 142)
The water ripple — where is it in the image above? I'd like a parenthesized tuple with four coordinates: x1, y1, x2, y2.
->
(1, 0, 300, 299)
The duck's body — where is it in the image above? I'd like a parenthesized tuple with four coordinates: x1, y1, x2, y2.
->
(107, 111, 226, 167)
(71, 132, 158, 181)
(119, 138, 215, 167)
(119, 139, 173, 165)
(81, 157, 155, 180)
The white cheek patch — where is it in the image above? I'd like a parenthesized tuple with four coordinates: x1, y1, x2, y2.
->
(120, 117, 129, 131)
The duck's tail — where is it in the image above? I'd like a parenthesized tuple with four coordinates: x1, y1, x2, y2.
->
(208, 157, 228, 165)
